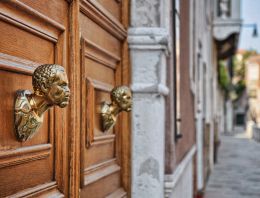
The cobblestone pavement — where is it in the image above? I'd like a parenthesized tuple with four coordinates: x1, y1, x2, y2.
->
(204, 128, 260, 198)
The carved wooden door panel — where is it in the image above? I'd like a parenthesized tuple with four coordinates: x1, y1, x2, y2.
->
(79, 0, 130, 197)
(0, 1, 69, 197)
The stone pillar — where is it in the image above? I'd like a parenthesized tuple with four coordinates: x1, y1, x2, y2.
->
(128, 0, 170, 197)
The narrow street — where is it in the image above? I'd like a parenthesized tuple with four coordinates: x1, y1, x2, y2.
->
(205, 128, 260, 198)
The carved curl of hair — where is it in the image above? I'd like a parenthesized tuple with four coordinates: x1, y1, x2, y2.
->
(32, 64, 64, 95)
(111, 86, 130, 105)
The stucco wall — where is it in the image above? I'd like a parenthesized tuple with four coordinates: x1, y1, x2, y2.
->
(165, 146, 196, 198)
(129, 0, 170, 197)
(169, 160, 193, 198)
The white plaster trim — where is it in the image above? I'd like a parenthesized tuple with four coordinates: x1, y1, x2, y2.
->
(129, 45, 169, 51)
(213, 19, 242, 41)
(164, 145, 197, 197)
(131, 83, 169, 96)
(196, 115, 204, 190)
(128, 27, 170, 52)
(128, 27, 169, 36)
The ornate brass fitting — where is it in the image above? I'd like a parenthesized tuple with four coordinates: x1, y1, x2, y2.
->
(14, 64, 70, 141)
(101, 86, 132, 131)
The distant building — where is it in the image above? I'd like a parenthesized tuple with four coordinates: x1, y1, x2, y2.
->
(246, 55, 260, 123)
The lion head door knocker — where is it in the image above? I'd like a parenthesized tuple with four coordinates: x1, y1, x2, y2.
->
(100, 86, 132, 132)
(14, 64, 70, 141)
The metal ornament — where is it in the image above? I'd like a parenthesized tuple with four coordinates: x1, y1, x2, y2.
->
(100, 86, 132, 131)
(14, 64, 70, 141)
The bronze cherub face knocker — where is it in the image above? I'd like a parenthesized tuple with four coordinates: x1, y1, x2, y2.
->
(14, 64, 70, 141)
(100, 86, 132, 132)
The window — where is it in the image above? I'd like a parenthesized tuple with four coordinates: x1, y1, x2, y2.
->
(174, 0, 182, 140)
(218, 0, 231, 18)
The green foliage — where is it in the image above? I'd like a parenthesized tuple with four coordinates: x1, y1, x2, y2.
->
(218, 50, 256, 99)
(234, 79, 246, 97)
(218, 60, 230, 91)
(232, 50, 257, 100)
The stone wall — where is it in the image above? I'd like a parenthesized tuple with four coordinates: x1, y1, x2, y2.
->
(129, 0, 170, 197)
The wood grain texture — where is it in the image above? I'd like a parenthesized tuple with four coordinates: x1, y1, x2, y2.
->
(20, 0, 69, 26)
(80, 0, 126, 40)
(0, 52, 40, 75)
(84, 161, 121, 186)
(0, 0, 130, 197)
(120, 0, 131, 193)
(106, 188, 127, 198)
(0, 70, 50, 148)
(85, 77, 114, 147)
(0, 52, 53, 198)
(0, 0, 64, 42)
(0, 158, 53, 197)
(80, 171, 121, 197)
(96, 0, 121, 20)
(79, 0, 129, 196)
(85, 77, 95, 148)
(67, 0, 81, 197)
(7, 182, 64, 198)
(0, 0, 68, 197)
(83, 39, 120, 70)
(0, 144, 51, 168)
(0, 19, 54, 64)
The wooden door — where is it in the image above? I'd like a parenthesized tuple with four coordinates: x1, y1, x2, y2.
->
(79, 0, 130, 197)
(0, 1, 69, 197)
(0, 1, 130, 197)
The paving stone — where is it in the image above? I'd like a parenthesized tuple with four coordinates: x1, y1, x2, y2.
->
(204, 129, 260, 198)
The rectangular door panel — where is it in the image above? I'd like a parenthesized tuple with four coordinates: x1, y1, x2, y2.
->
(0, 20, 54, 64)
(95, 0, 121, 20)
(81, 37, 122, 197)
(0, 51, 55, 198)
(0, 1, 68, 197)
(79, 0, 129, 197)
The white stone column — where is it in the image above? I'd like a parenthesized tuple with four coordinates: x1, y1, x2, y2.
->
(128, 0, 170, 197)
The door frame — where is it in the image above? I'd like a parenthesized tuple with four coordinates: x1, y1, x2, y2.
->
(67, 0, 131, 196)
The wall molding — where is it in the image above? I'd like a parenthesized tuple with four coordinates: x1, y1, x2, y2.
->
(80, 0, 127, 40)
(0, 144, 51, 168)
(0, 52, 40, 75)
(129, 2, 171, 196)
(84, 163, 120, 186)
(164, 145, 196, 197)
(0, 1, 64, 42)
(10, 181, 63, 198)
(128, 27, 170, 52)
(131, 83, 169, 96)
(82, 38, 120, 70)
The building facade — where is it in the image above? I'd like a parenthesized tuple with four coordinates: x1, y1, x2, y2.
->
(0, 0, 241, 197)
(245, 55, 260, 141)
(130, 0, 241, 197)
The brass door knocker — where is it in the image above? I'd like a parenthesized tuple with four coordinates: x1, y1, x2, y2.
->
(14, 64, 70, 141)
(100, 86, 132, 131)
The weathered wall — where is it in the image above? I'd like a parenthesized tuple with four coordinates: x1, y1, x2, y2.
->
(192, 0, 216, 192)
(129, 0, 240, 196)
(164, 0, 196, 174)
(164, 0, 196, 197)
(175, 0, 196, 165)
(165, 146, 196, 198)
(129, 0, 170, 197)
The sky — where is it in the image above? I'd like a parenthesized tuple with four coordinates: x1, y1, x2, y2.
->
(239, 0, 260, 52)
